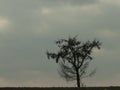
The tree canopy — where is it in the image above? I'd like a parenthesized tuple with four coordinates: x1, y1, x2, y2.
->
(47, 36, 101, 87)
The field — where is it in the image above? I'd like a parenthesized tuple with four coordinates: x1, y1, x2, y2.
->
(0, 87, 119, 90)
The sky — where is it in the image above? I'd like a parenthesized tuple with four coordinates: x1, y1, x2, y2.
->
(0, 0, 120, 87)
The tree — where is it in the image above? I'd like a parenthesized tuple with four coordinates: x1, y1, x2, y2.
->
(46, 36, 101, 87)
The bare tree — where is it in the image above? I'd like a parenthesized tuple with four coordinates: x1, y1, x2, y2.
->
(46, 36, 101, 87)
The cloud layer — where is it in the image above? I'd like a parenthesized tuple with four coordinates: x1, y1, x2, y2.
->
(0, 0, 119, 87)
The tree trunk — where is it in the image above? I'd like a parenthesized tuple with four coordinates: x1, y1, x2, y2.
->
(76, 69, 80, 87)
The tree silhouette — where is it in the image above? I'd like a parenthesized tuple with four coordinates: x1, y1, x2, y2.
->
(46, 36, 101, 87)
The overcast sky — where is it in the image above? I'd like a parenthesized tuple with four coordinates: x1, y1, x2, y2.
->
(0, 0, 120, 87)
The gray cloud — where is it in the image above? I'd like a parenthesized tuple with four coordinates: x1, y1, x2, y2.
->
(0, 0, 119, 87)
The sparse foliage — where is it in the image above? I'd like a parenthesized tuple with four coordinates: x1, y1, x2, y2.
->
(46, 36, 101, 87)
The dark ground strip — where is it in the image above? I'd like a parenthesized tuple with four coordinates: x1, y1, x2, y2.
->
(0, 87, 119, 90)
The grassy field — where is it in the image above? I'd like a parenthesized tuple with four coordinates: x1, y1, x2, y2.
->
(0, 87, 119, 90)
